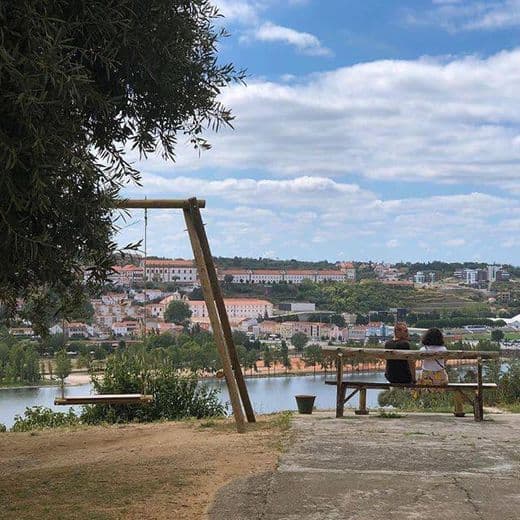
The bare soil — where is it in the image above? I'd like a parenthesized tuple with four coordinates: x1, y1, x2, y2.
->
(0, 415, 289, 519)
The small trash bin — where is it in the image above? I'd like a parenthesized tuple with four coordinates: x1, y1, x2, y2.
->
(295, 394, 316, 414)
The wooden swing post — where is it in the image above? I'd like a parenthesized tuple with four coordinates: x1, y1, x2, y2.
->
(118, 197, 255, 433)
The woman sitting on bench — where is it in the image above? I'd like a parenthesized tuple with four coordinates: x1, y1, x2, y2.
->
(384, 322, 416, 384)
(417, 327, 448, 387)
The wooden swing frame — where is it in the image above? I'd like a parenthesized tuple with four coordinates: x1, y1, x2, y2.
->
(54, 197, 255, 433)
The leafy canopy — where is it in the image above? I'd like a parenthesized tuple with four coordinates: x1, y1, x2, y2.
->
(0, 1, 244, 315)
(164, 300, 192, 324)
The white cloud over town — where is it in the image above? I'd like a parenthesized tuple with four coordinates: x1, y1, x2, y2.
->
(121, 175, 519, 262)
(119, 37, 520, 262)
(132, 48, 520, 192)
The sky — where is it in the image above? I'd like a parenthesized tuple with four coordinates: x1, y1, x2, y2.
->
(119, 0, 520, 265)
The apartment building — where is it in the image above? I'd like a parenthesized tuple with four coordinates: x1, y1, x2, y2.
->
(111, 321, 139, 336)
(143, 259, 198, 284)
(250, 269, 285, 284)
(337, 261, 356, 281)
(219, 268, 347, 284)
(109, 265, 143, 286)
(188, 298, 274, 320)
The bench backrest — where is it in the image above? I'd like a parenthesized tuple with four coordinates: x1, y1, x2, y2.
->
(322, 347, 499, 361)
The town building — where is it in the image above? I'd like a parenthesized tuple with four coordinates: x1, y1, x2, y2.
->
(414, 271, 426, 284)
(219, 268, 347, 284)
(188, 298, 274, 320)
(111, 321, 139, 336)
(337, 261, 356, 281)
(374, 263, 400, 281)
(143, 259, 198, 284)
(109, 265, 143, 286)
(249, 269, 285, 284)
(278, 302, 316, 312)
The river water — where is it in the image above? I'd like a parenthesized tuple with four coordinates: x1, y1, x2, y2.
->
(0, 372, 388, 428)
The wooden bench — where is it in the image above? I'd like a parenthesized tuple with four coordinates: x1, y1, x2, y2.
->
(323, 347, 500, 422)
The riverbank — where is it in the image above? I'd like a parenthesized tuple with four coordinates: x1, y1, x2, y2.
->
(0, 414, 290, 520)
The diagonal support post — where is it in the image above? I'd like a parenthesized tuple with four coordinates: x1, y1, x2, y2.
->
(183, 200, 247, 433)
(185, 198, 256, 423)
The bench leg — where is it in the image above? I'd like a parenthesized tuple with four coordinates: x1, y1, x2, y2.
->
(474, 391, 484, 422)
(453, 391, 465, 417)
(336, 384, 346, 418)
(474, 358, 484, 422)
(355, 388, 369, 415)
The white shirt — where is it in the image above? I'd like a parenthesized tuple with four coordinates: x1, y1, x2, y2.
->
(420, 345, 447, 371)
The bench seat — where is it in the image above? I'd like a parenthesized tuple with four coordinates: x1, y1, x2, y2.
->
(326, 379, 497, 419)
(324, 381, 497, 390)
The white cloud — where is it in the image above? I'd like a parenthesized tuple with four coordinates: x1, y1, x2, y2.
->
(212, 0, 261, 24)
(407, 1, 520, 32)
(131, 49, 520, 189)
(127, 174, 373, 208)
(120, 175, 519, 261)
(251, 22, 331, 56)
(444, 238, 466, 246)
(213, 0, 328, 58)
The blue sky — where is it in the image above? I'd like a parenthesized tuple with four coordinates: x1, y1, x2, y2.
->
(120, 0, 520, 264)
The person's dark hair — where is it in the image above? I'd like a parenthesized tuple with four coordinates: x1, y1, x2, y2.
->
(422, 327, 444, 346)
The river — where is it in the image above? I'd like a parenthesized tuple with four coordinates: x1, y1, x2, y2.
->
(0, 372, 388, 428)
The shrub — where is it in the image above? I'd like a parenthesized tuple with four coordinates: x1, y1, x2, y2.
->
(11, 406, 79, 432)
(0, 423, 7, 432)
(81, 347, 226, 424)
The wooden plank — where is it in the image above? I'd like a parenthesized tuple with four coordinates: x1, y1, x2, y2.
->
(453, 391, 465, 417)
(183, 205, 246, 434)
(355, 388, 369, 415)
(323, 347, 499, 361)
(54, 394, 153, 405)
(187, 199, 255, 424)
(117, 199, 206, 209)
(343, 388, 360, 405)
(325, 381, 497, 389)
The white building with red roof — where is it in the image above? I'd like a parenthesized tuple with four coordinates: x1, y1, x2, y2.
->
(188, 298, 273, 320)
(144, 259, 198, 284)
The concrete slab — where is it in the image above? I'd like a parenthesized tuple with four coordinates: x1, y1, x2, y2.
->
(209, 412, 520, 520)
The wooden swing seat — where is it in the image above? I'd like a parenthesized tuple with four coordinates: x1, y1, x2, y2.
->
(54, 394, 153, 405)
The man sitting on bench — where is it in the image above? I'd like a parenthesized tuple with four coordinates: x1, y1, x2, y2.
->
(384, 322, 416, 384)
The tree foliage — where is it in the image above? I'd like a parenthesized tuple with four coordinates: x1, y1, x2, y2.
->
(55, 349, 72, 392)
(0, 1, 244, 319)
(164, 300, 192, 324)
(291, 332, 309, 352)
(0, 338, 40, 384)
(302, 344, 323, 375)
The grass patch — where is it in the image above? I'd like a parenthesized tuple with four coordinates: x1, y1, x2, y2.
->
(199, 419, 217, 428)
(498, 403, 520, 413)
(270, 411, 293, 431)
(378, 410, 404, 419)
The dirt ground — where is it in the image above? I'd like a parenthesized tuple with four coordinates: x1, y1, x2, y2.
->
(0, 415, 289, 520)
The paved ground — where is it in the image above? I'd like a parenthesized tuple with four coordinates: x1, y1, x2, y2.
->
(209, 411, 520, 519)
